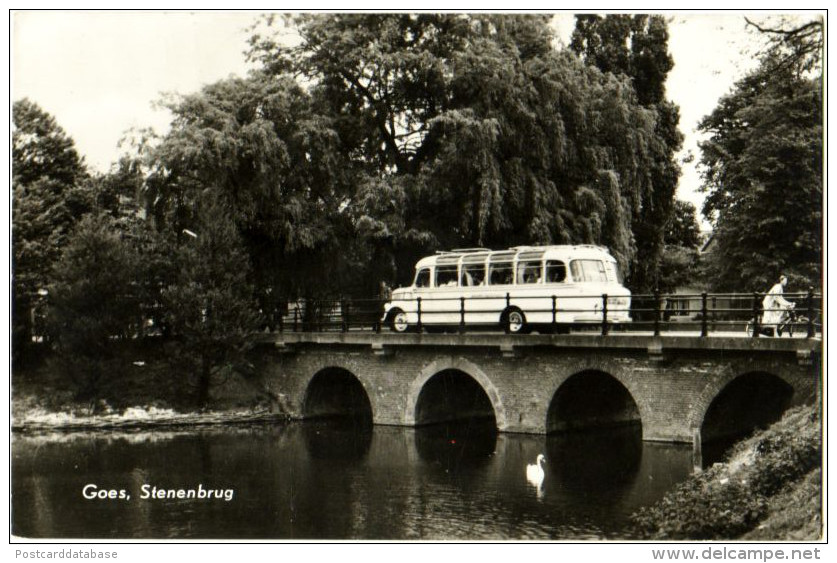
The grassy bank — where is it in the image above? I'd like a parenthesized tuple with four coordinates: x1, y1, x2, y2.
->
(632, 405, 822, 541)
(12, 341, 282, 430)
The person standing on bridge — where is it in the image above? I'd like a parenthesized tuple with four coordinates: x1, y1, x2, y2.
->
(379, 280, 392, 301)
(762, 275, 794, 329)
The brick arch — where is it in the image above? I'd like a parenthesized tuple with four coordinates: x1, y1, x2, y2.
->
(300, 363, 376, 419)
(544, 361, 651, 435)
(405, 357, 507, 430)
(688, 363, 797, 432)
(547, 362, 651, 434)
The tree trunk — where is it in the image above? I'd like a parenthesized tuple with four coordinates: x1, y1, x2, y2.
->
(12, 291, 33, 366)
(197, 354, 211, 407)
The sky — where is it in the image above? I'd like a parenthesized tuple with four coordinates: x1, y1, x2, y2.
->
(11, 11, 795, 222)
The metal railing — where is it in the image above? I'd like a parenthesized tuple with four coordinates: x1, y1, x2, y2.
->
(269, 290, 822, 338)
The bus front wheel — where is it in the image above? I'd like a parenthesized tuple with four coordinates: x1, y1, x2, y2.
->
(389, 309, 410, 333)
(503, 308, 528, 334)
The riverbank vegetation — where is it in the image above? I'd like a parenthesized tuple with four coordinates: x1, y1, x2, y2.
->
(631, 404, 822, 540)
(12, 341, 280, 431)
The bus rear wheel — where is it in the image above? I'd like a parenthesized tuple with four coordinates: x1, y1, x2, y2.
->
(503, 308, 528, 334)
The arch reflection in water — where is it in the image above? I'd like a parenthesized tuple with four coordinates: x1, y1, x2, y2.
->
(413, 368, 497, 478)
(414, 420, 498, 473)
(540, 425, 647, 528)
(12, 423, 694, 539)
(302, 419, 373, 463)
(546, 425, 643, 492)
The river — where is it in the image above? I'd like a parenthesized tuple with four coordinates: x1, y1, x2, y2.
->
(12, 420, 695, 540)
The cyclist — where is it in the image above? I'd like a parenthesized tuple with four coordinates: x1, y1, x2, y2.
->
(762, 275, 794, 335)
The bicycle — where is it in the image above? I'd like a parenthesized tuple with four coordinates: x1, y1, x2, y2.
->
(746, 304, 799, 337)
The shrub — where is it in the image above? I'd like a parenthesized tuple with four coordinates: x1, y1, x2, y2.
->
(747, 412, 821, 496)
(632, 406, 821, 540)
(632, 468, 768, 539)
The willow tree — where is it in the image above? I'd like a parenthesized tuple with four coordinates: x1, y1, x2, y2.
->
(143, 72, 370, 316)
(571, 14, 683, 292)
(249, 14, 663, 287)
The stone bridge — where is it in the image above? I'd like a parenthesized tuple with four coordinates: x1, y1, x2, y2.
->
(249, 332, 821, 446)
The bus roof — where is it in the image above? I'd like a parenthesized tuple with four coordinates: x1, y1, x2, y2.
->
(415, 245, 616, 268)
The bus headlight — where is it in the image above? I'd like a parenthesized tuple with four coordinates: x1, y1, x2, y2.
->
(607, 297, 629, 309)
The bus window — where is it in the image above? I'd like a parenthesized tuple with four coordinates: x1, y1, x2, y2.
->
(436, 265, 459, 287)
(517, 261, 542, 284)
(546, 260, 566, 283)
(489, 263, 513, 285)
(461, 264, 486, 286)
(605, 262, 622, 283)
(570, 260, 608, 282)
(415, 268, 431, 288)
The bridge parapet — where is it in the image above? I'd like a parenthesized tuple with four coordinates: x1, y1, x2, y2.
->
(253, 331, 821, 365)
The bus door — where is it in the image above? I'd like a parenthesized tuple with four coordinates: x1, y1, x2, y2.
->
(514, 251, 546, 321)
(428, 256, 460, 322)
(569, 258, 609, 321)
(461, 254, 489, 323)
(486, 252, 515, 322)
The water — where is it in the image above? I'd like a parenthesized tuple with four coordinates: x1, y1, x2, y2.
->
(12, 421, 693, 540)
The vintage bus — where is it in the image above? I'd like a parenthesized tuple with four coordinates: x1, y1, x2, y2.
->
(382, 245, 631, 333)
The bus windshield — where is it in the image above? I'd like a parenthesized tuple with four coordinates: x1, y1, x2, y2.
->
(570, 259, 608, 282)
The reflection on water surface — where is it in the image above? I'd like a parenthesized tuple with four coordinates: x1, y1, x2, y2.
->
(12, 421, 692, 539)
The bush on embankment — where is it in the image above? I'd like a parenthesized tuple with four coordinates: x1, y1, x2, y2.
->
(631, 405, 822, 540)
(12, 339, 275, 420)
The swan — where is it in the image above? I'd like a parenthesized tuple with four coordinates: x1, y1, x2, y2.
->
(526, 454, 545, 488)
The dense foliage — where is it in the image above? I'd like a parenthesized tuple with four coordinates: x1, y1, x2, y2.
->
(13, 101, 263, 405)
(657, 200, 702, 293)
(571, 15, 683, 291)
(12, 98, 87, 187)
(143, 74, 362, 313)
(241, 14, 679, 291)
(698, 18, 822, 291)
(12, 99, 91, 359)
(46, 214, 140, 399)
(632, 406, 821, 540)
(159, 196, 262, 405)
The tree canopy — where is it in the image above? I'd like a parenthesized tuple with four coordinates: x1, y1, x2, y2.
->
(137, 13, 684, 303)
(47, 213, 141, 399)
(13, 98, 87, 187)
(658, 200, 702, 293)
(698, 17, 822, 291)
(159, 195, 262, 405)
(12, 99, 91, 358)
(238, 14, 680, 291)
(12, 100, 90, 285)
(571, 14, 683, 292)
(15, 13, 824, 402)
